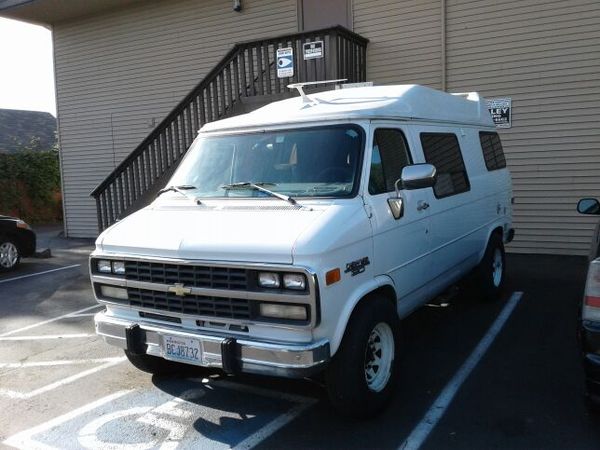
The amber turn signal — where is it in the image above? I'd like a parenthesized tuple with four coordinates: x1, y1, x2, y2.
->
(326, 268, 341, 286)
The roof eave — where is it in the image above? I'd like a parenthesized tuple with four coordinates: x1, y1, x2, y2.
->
(0, 0, 145, 26)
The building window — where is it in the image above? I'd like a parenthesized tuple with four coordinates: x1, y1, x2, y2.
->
(479, 132, 507, 171)
(369, 129, 412, 195)
(420, 132, 470, 198)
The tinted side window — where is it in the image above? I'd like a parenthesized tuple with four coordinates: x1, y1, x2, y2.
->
(479, 132, 506, 171)
(421, 133, 470, 198)
(369, 129, 412, 195)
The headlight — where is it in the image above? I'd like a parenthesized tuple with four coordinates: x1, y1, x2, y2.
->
(99, 285, 128, 300)
(283, 273, 306, 290)
(258, 272, 280, 288)
(259, 303, 307, 321)
(112, 261, 126, 275)
(97, 260, 112, 273)
(16, 220, 31, 230)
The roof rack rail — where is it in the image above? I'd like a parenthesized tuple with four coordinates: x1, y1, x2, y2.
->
(287, 79, 348, 104)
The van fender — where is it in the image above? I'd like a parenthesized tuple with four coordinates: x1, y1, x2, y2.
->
(329, 274, 396, 356)
(478, 222, 506, 263)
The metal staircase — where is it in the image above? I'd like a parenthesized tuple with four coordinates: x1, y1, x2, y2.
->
(91, 26, 368, 232)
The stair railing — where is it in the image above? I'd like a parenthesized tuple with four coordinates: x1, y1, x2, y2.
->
(91, 26, 368, 231)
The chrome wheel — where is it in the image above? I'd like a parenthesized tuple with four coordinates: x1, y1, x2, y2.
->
(492, 248, 503, 287)
(0, 242, 19, 269)
(364, 322, 394, 392)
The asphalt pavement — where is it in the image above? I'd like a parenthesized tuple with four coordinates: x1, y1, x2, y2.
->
(0, 228, 598, 449)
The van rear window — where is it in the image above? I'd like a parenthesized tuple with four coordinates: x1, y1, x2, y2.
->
(479, 132, 507, 171)
(420, 133, 470, 199)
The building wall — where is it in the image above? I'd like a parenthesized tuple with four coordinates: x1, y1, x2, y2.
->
(353, 0, 600, 255)
(445, 0, 600, 255)
(53, 0, 297, 237)
(54, 0, 600, 255)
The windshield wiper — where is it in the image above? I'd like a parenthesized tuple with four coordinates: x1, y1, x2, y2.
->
(220, 182, 299, 206)
(157, 184, 202, 204)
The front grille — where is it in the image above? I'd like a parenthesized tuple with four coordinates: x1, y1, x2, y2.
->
(127, 288, 251, 320)
(124, 261, 248, 290)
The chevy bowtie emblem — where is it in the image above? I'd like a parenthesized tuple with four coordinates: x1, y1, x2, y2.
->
(168, 283, 192, 297)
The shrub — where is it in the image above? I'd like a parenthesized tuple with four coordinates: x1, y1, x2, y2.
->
(0, 144, 63, 223)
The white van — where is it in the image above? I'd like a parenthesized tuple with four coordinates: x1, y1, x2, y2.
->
(90, 84, 513, 418)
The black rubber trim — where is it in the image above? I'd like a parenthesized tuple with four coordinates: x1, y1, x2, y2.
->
(221, 337, 238, 374)
(125, 324, 147, 355)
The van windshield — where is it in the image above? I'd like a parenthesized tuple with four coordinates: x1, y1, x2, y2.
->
(168, 125, 364, 199)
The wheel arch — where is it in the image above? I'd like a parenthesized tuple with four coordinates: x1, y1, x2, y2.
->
(478, 225, 505, 263)
(0, 231, 21, 250)
(329, 275, 397, 356)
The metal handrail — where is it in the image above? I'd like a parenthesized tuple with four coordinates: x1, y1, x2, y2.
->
(91, 25, 368, 231)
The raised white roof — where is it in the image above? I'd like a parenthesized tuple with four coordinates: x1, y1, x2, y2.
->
(201, 84, 494, 133)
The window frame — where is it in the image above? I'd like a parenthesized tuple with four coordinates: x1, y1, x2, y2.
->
(420, 131, 471, 199)
(368, 127, 413, 196)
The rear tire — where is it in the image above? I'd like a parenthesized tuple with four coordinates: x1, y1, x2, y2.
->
(0, 236, 20, 272)
(325, 295, 400, 419)
(476, 233, 505, 301)
(124, 350, 192, 376)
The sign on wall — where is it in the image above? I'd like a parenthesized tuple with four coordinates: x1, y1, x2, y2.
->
(303, 41, 324, 60)
(276, 47, 294, 78)
(486, 97, 512, 128)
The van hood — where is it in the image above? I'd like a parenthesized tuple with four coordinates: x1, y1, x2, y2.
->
(96, 203, 328, 264)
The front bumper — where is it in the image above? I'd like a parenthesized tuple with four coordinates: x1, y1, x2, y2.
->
(95, 311, 330, 378)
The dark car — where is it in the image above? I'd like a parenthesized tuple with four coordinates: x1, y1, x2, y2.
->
(0, 215, 36, 271)
(576, 198, 600, 409)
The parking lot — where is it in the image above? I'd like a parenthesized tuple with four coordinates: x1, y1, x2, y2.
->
(1, 233, 599, 450)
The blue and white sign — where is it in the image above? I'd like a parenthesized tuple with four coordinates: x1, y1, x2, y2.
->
(277, 47, 294, 78)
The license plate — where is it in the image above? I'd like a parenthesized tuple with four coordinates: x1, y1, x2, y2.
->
(162, 335, 202, 364)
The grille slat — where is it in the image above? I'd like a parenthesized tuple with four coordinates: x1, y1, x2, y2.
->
(124, 261, 248, 290)
(127, 287, 251, 320)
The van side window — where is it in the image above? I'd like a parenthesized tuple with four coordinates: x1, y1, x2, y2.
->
(369, 129, 412, 195)
(420, 132, 470, 198)
(479, 132, 507, 171)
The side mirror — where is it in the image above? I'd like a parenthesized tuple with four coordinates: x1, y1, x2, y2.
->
(400, 164, 437, 191)
(387, 164, 437, 220)
(577, 198, 600, 215)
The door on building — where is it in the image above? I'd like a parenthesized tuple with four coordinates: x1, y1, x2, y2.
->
(299, 0, 352, 31)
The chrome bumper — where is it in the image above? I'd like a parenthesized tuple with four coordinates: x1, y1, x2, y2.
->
(95, 311, 330, 378)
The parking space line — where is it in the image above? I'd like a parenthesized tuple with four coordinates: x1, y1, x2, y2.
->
(0, 264, 81, 284)
(3, 390, 133, 450)
(3, 378, 316, 450)
(0, 305, 102, 337)
(0, 356, 126, 399)
(209, 379, 318, 449)
(0, 333, 95, 341)
(399, 291, 524, 450)
(0, 357, 124, 369)
(233, 398, 317, 450)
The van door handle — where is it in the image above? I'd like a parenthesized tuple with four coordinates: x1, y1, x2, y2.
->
(417, 201, 430, 211)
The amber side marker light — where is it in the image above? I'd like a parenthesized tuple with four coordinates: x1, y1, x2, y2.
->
(326, 268, 341, 286)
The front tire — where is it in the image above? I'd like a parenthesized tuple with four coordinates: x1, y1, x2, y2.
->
(325, 296, 400, 419)
(0, 236, 20, 272)
(476, 233, 506, 301)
